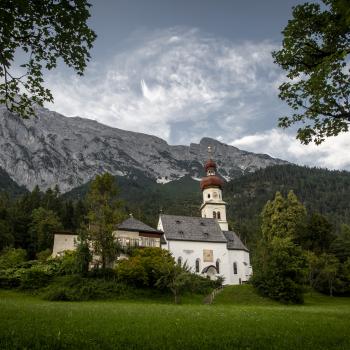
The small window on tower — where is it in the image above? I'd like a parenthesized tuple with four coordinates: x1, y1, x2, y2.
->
(208, 194, 210, 199)
(213, 211, 216, 219)
(217, 212, 221, 219)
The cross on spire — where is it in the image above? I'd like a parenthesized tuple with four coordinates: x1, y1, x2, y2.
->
(208, 145, 212, 159)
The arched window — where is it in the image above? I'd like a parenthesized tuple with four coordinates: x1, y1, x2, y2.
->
(195, 259, 200, 273)
(177, 257, 182, 265)
(207, 193, 210, 198)
(233, 262, 238, 275)
(216, 259, 220, 274)
(213, 211, 216, 219)
(217, 211, 221, 219)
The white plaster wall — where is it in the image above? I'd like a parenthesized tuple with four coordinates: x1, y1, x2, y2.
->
(226, 250, 252, 284)
(202, 188, 223, 203)
(162, 240, 241, 284)
(52, 234, 78, 257)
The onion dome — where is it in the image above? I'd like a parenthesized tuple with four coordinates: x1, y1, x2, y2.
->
(200, 175, 224, 191)
(205, 159, 217, 172)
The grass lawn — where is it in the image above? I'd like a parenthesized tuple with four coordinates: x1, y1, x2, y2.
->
(0, 285, 349, 350)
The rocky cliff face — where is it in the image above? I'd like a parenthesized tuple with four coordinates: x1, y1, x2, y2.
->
(0, 105, 288, 192)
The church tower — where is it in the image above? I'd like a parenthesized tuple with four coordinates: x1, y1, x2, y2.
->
(200, 147, 228, 231)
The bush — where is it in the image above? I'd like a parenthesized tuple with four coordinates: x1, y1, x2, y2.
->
(19, 267, 53, 290)
(187, 273, 218, 295)
(36, 249, 52, 262)
(88, 267, 117, 280)
(57, 250, 78, 275)
(116, 256, 149, 287)
(0, 269, 21, 288)
(0, 248, 27, 269)
(115, 248, 175, 288)
(42, 275, 132, 301)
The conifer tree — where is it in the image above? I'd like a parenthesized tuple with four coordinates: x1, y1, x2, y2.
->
(253, 191, 306, 303)
(86, 173, 125, 269)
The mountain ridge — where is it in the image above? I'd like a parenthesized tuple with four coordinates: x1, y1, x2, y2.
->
(0, 104, 288, 192)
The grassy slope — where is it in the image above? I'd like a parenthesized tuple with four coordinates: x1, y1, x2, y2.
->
(0, 286, 349, 350)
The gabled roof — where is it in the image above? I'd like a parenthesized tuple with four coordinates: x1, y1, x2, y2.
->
(159, 214, 227, 243)
(117, 217, 161, 234)
(223, 231, 249, 252)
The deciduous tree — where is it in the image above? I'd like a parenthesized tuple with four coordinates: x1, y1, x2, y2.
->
(273, 0, 350, 144)
(86, 173, 124, 269)
(0, 0, 96, 118)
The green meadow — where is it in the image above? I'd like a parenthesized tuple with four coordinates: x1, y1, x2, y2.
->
(0, 285, 349, 350)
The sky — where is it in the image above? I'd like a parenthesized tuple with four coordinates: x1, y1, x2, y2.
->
(43, 0, 350, 171)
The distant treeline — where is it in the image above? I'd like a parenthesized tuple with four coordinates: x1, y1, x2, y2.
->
(0, 164, 349, 257)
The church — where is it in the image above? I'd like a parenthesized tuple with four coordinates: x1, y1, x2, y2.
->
(52, 148, 252, 285)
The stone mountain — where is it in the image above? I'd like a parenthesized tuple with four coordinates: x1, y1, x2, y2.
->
(0, 105, 288, 192)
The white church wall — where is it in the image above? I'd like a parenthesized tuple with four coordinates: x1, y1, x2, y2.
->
(163, 240, 235, 284)
(226, 250, 252, 284)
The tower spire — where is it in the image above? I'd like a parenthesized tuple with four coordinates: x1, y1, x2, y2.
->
(200, 148, 228, 231)
(207, 145, 212, 160)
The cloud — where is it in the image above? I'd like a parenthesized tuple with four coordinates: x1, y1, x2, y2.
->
(46, 27, 282, 141)
(44, 26, 350, 171)
(231, 129, 350, 171)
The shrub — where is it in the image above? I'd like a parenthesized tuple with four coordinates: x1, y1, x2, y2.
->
(0, 269, 21, 288)
(115, 248, 175, 288)
(0, 248, 27, 269)
(42, 275, 132, 301)
(36, 249, 52, 262)
(187, 273, 218, 294)
(116, 257, 148, 287)
(19, 267, 53, 290)
(57, 250, 78, 275)
(88, 267, 117, 280)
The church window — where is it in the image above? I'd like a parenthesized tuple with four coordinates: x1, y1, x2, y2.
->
(207, 194, 210, 199)
(213, 211, 216, 219)
(217, 211, 221, 219)
(233, 262, 238, 275)
(195, 259, 200, 273)
(177, 257, 182, 265)
(216, 259, 220, 274)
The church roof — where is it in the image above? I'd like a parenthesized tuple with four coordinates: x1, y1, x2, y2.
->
(160, 214, 227, 243)
(117, 217, 161, 234)
(223, 231, 249, 252)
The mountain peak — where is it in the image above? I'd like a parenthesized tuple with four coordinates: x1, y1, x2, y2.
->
(0, 105, 288, 192)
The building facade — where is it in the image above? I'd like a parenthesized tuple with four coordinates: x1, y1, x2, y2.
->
(52, 148, 252, 284)
(158, 150, 251, 284)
